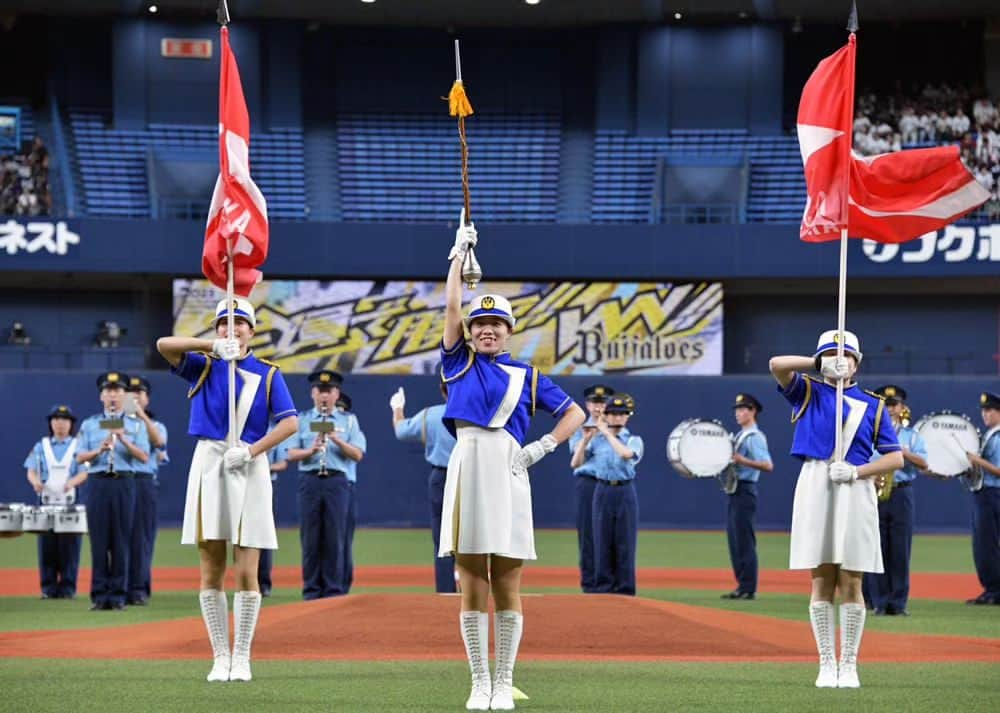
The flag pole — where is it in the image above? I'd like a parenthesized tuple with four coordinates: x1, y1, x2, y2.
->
(226, 239, 237, 449)
(220, 0, 236, 450)
(834, 7, 859, 463)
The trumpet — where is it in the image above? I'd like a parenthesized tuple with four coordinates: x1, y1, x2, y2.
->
(107, 408, 117, 475)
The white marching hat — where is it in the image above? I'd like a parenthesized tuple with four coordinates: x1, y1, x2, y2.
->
(212, 298, 256, 329)
(813, 329, 862, 362)
(464, 293, 516, 330)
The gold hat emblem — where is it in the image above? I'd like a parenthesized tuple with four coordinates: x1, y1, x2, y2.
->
(130, 378, 140, 386)
(320, 373, 331, 383)
(885, 387, 896, 397)
(481, 296, 495, 310)
(736, 394, 744, 402)
(58, 406, 68, 413)
(982, 393, 989, 405)
(595, 387, 605, 395)
(107, 373, 119, 382)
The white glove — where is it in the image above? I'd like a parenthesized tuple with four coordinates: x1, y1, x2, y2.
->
(819, 355, 851, 381)
(828, 461, 858, 484)
(448, 210, 478, 261)
(212, 338, 240, 362)
(513, 434, 558, 471)
(389, 387, 406, 411)
(224, 446, 252, 474)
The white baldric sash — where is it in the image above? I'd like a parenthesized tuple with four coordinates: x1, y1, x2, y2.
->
(489, 364, 527, 429)
(41, 437, 78, 505)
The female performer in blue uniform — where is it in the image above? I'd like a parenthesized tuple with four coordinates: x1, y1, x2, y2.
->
(441, 220, 585, 711)
(157, 298, 298, 683)
(770, 330, 902, 690)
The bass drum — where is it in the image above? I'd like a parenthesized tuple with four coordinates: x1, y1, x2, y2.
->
(912, 411, 979, 478)
(667, 419, 733, 478)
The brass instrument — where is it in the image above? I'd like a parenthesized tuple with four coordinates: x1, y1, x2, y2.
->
(99, 408, 123, 475)
(318, 406, 329, 476)
(309, 406, 336, 476)
(876, 407, 910, 501)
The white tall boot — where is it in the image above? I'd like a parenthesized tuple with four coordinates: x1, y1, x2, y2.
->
(199, 589, 230, 682)
(838, 603, 866, 688)
(230, 591, 262, 682)
(491, 610, 523, 711)
(461, 611, 491, 710)
(809, 601, 837, 688)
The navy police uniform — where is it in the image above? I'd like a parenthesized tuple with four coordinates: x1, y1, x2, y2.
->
(567, 384, 614, 593)
(23, 405, 83, 599)
(591, 395, 644, 596)
(337, 392, 366, 594)
(126, 376, 168, 605)
(866, 385, 927, 615)
(970, 391, 1000, 604)
(395, 399, 458, 592)
(78, 372, 151, 610)
(257, 433, 289, 596)
(725, 394, 772, 599)
(294, 371, 367, 599)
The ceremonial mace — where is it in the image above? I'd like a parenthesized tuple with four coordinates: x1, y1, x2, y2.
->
(449, 40, 482, 289)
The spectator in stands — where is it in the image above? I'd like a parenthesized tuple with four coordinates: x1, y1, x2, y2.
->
(0, 137, 51, 217)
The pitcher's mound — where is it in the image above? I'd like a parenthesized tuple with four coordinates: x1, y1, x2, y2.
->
(1, 593, 997, 663)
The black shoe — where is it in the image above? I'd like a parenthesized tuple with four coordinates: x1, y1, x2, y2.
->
(89, 601, 110, 611)
(128, 597, 148, 606)
(110, 601, 127, 611)
(873, 608, 886, 616)
(895, 609, 911, 616)
(966, 592, 994, 605)
(721, 590, 755, 600)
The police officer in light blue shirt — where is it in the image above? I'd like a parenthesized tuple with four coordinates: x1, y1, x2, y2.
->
(722, 393, 773, 601)
(75, 371, 151, 611)
(126, 375, 168, 606)
(867, 385, 927, 616)
(392, 380, 458, 592)
(569, 384, 614, 593)
(590, 394, 644, 596)
(336, 391, 366, 593)
(963, 391, 1000, 605)
(287, 370, 366, 599)
(24, 405, 87, 599)
(257, 431, 289, 597)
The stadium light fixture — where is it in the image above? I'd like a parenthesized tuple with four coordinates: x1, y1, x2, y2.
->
(525, 0, 541, 5)
(674, 12, 682, 20)
(147, 4, 158, 13)
(361, 0, 376, 4)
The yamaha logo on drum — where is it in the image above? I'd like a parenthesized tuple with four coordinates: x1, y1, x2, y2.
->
(931, 422, 968, 430)
(690, 428, 726, 437)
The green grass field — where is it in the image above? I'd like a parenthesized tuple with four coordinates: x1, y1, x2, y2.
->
(1, 529, 997, 712)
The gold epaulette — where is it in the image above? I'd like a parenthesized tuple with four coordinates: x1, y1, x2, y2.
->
(441, 345, 475, 384)
(257, 357, 281, 369)
(791, 375, 818, 423)
(863, 389, 886, 401)
(187, 352, 215, 399)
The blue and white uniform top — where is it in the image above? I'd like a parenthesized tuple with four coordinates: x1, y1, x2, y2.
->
(134, 419, 169, 479)
(732, 425, 772, 483)
(294, 407, 367, 482)
(587, 428, 644, 483)
(440, 340, 573, 444)
(981, 427, 1000, 489)
(568, 417, 600, 478)
(777, 373, 900, 465)
(171, 351, 296, 444)
(24, 437, 82, 481)
(78, 413, 151, 473)
(889, 425, 927, 484)
(394, 403, 456, 469)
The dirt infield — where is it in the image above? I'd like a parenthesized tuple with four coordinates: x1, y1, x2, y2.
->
(1, 593, 997, 663)
(0, 565, 981, 600)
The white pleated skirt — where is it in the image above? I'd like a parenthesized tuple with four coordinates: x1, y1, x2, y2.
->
(438, 424, 536, 560)
(789, 459, 883, 573)
(181, 439, 277, 550)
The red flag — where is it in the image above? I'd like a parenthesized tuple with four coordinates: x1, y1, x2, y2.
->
(203, 25, 269, 296)
(797, 34, 988, 244)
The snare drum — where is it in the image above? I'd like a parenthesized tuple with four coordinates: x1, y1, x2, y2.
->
(0, 503, 24, 537)
(912, 411, 979, 478)
(53, 505, 88, 535)
(667, 419, 734, 478)
(20, 506, 55, 533)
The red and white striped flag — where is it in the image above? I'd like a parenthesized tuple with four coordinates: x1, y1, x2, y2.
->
(797, 34, 989, 244)
(203, 25, 268, 296)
